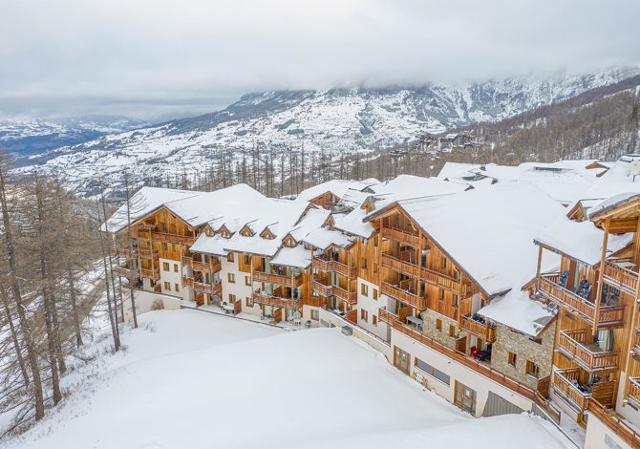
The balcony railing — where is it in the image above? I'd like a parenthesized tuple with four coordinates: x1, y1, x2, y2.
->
(313, 280, 333, 297)
(150, 231, 196, 245)
(378, 307, 398, 324)
(552, 368, 591, 411)
(253, 270, 303, 287)
(382, 253, 421, 277)
(552, 368, 616, 411)
(332, 285, 357, 305)
(627, 377, 640, 407)
(588, 399, 640, 449)
(193, 281, 222, 295)
(384, 311, 537, 401)
(380, 226, 421, 247)
(311, 256, 357, 277)
(140, 267, 160, 280)
(422, 267, 461, 293)
(557, 329, 619, 371)
(602, 260, 638, 295)
(633, 330, 640, 357)
(253, 290, 299, 308)
(460, 314, 496, 342)
(381, 282, 424, 310)
(182, 276, 194, 287)
(193, 259, 221, 274)
(538, 274, 624, 326)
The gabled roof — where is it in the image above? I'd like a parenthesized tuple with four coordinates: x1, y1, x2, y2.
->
(370, 181, 566, 296)
(296, 179, 379, 203)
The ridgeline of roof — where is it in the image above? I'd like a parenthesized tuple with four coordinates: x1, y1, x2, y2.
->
(588, 192, 640, 219)
(296, 179, 379, 203)
(103, 184, 266, 232)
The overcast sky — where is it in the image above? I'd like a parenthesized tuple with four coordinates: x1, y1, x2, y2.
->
(1, 0, 639, 120)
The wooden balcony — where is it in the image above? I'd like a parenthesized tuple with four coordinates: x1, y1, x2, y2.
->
(552, 368, 616, 411)
(380, 226, 421, 247)
(422, 267, 461, 294)
(182, 276, 194, 287)
(253, 270, 303, 287)
(304, 295, 325, 308)
(552, 368, 590, 411)
(537, 275, 624, 326)
(311, 256, 357, 277)
(193, 281, 221, 295)
(140, 268, 160, 280)
(113, 265, 133, 277)
(382, 253, 420, 277)
(137, 223, 156, 231)
(193, 259, 221, 274)
(378, 307, 397, 324)
(151, 231, 195, 245)
(633, 329, 640, 357)
(182, 256, 192, 268)
(332, 285, 357, 305)
(460, 315, 496, 343)
(313, 280, 333, 297)
(627, 377, 640, 407)
(557, 329, 619, 371)
(602, 260, 638, 295)
(381, 282, 424, 310)
(137, 248, 157, 259)
(253, 291, 299, 308)
(384, 311, 537, 401)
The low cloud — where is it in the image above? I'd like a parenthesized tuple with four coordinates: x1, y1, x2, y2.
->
(1, 0, 638, 119)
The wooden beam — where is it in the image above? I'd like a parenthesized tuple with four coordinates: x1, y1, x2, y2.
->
(592, 220, 609, 336)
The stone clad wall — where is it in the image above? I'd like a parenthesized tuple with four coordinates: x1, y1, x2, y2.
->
(420, 310, 459, 351)
(491, 321, 556, 389)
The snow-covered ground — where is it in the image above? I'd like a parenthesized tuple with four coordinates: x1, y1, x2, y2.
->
(2, 310, 573, 449)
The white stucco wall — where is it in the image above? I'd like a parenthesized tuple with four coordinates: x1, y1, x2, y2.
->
(158, 258, 183, 297)
(584, 412, 633, 449)
(220, 253, 257, 315)
(356, 277, 388, 341)
(390, 328, 534, 417)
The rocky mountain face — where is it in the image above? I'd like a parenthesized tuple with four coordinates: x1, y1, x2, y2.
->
(12, 67, 640, 196)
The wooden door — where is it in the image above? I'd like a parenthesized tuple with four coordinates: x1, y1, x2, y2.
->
(455, 381, 477, 415)
(393, 346, 411, 375)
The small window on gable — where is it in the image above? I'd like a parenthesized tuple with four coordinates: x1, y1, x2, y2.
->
(261, 228, 276, 240)
(240, 226, 254, 237)
(441, 256, 447, 270)
(283, 235, 296, 247)
(227, 252, 235, 262)
(219, 226, 231, 239)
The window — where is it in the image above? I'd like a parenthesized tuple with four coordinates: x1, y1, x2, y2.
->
(435, 319, 442, 331)
(415, 358, 450, 385)
(244, 254, 251, 265)
(448, 324, 456, 337)
(227, 252, 235, 262)
(439, 289, 445, 301)
(372, 315, 378, 326)
(245, 276, 251, 286)
(228, 273, 235, 283)
(508, 352, 517, 367)
(454, 381, 476, 415)
(174, 264, 179, 272)
(162, 242, 168, 251)
(526, 360, 539, 378)
(228, 293, 236, 302)
(441, 256, 447, 270)
(360, 309, 368, 322)
(372, 289, 378, 300)
(163, 281, 171, 290)
(162, 262, 170, 271)
(310, 309, 319, 321)
(246, 297, 254, 307)
(174, 283, 180, 292)
(361, 283, 368, 296)
(362, 258, 368, 269)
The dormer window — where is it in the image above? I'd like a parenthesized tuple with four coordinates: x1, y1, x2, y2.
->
(260, 228, 276, 240)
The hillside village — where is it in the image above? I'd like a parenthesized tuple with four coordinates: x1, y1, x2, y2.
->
(94, 155, 640, 449)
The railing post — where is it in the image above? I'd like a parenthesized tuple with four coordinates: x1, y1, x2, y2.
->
(592, 222, 609, 336)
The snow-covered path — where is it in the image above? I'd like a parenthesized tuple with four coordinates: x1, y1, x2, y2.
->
(3, 310, 573, 449)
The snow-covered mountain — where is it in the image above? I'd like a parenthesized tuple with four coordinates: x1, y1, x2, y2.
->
(16, 67, 640, 195)
(0, 116, 147, 165)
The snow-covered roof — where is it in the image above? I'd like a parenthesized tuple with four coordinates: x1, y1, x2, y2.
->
(296, 178, 378, 203)
(270, 245, 312, 268)
(478, 290, 555, 337)
(535, 215, 633, 265)
(289, 208, 331, 242)
(102, 186, 199, 232)
(301, 227, 354, 250)
(588, 192, 640, 219)
(103, 184, 266, 232)
(190, 233, 230, 256)
(332, 207, 374, 238)
(395, 181, 566, 296)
